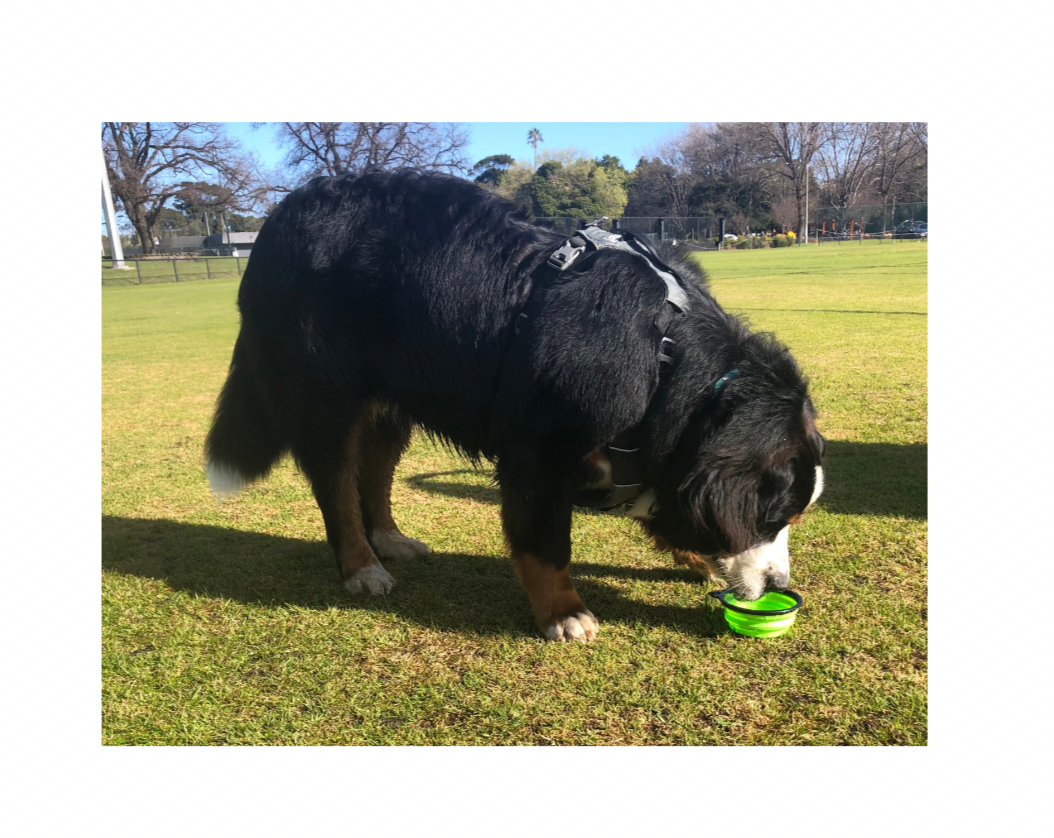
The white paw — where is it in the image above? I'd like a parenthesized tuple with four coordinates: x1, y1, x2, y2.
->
(344, 564, 396, 596)
(544, 610, 599, 643)
(370, 530, 431, 561)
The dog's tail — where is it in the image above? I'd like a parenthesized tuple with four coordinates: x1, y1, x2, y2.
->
(205, 334, 287, 498)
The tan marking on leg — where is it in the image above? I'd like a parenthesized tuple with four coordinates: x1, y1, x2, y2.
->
(358, 403, 404, 535)
(671, 550, 724, 583)
(511, 551, 598, 642)
(335, 414, 392, 594)
(358, 402, 430, 560)
(654, 536, 725, 584)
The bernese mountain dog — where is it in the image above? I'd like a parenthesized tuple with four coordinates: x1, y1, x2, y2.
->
(206, 169, 825, 642)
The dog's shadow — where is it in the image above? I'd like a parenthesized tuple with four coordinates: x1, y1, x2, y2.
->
(102, 515, 722, 639)
(406, 470, 607, 517)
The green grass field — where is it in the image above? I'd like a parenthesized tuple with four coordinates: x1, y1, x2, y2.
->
(101, 239, 927, 745)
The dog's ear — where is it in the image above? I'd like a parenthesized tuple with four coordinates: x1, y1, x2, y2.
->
(807, 431, 826, 463)
(688, 467, 762, 556)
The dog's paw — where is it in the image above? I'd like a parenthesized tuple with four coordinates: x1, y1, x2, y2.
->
(344, 564, 396, 596)
(370, 530, 431, 561)
(543, 610, 599, 643)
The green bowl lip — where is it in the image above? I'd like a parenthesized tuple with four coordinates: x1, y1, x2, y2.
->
(710, 587, 803, 617)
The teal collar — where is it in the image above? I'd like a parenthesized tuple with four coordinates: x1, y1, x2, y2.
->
(713, 369, 740, 393)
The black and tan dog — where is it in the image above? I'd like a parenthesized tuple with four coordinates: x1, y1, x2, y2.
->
(206, 169, 825, 641)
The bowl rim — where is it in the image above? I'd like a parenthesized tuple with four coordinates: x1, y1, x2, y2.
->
(710, 587, 803, 617)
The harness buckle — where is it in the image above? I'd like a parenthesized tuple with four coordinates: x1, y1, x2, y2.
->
(547, 239, 587, 271)
(659, 337, 676, 366)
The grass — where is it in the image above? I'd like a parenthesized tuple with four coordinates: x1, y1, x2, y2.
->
(101, 240, 927, 745)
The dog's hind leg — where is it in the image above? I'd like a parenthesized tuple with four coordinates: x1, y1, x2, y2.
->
(359, 403, 431, 561)
(497, 443, 598, 642)
(294, 410, 395, 596)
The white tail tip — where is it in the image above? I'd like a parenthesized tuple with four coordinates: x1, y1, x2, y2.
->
(207, 460, 248, 499)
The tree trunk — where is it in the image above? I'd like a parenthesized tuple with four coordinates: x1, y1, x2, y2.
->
(129, 205, 156, 255)
(794, 175, 806, 241)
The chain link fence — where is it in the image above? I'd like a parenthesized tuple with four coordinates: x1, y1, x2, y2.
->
(539, 205, 928, 246)
(535, 216, 720, 246)
(811, 202, 927, 242)
(102, 202, 930, 285)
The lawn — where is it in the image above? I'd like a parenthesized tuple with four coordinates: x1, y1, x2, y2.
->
(101, 239, 927, 745)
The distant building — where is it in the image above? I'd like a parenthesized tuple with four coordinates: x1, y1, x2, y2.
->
(203, 231, 259, 256)
(167, 235, 207, 251)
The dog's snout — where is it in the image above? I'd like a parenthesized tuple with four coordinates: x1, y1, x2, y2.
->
(764, 569, 790, 592)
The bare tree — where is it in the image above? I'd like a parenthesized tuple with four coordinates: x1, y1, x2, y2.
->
(815, 122, 879, 209)
(681, 123, 781, 225)
(271, 122, 471, 185)
(643, 130, 700, 218)
(753, 122, 828, 239)
(102, 122, 267, 255)
(870, 122, 927, 224)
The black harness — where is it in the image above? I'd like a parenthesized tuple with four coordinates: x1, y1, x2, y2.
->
(525, 223, 694, 511)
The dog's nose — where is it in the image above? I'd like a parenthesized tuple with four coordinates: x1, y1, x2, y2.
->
(764, 570, 790, 592)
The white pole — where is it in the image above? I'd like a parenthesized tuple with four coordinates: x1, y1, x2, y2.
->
(805, 164, 810, 244)
(101, 148, 126, 269)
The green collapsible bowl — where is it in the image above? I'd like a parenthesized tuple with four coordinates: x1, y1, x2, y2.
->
(709, 588, 803, 638)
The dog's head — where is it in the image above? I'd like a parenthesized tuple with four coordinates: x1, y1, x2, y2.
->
(634, 336, 826, 601)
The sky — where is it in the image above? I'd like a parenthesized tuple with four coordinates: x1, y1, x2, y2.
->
(224, 122, 690, 173)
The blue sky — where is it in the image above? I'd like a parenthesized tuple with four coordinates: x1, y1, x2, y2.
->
(225, 122, 689, 173)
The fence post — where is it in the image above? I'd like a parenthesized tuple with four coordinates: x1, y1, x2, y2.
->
(135, 260, 142, 284)
(206, 258, 211, 280)
(173, 259, 179, 282)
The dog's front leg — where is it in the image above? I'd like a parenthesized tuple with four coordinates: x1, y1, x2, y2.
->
(496, 443, 598, 642)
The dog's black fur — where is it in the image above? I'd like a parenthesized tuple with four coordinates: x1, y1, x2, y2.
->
(206, 168, 824, 640)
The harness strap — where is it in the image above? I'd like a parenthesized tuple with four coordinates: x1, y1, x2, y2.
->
(548, 225, 691, 313)
(575, 367, 742, 511)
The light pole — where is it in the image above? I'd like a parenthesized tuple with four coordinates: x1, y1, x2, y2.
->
(101, 148, 126, 269)
(804, 164, 810, 245)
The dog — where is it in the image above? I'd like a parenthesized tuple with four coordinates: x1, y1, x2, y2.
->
(206, 169, 825, 642)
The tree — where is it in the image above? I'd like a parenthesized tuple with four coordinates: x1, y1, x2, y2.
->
(471, 154, 516, 188)
(102, 122, 267, 255)
(870, 122, 927, 217)
(488, 159, 535, 213)
(527, 156, 628, 220)
(271, 122, 471, 185)
(625, 157, 682, 217)
(815, 122, 880, 209)
(752, 122, 828, 239)
(173, 181, 237, 237)
(678, 124, 779, 230)
(527, 128, 544, 169)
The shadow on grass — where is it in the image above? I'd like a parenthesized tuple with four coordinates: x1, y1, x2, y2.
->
(821, 441, 927, 520)
(409, 441, 928, 522)
(735, 308, 926, 316)
(102, 515, 721, 639)
(407, 470, 607, 516)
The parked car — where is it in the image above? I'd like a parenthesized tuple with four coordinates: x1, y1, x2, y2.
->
(894, 220, 928, 239)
